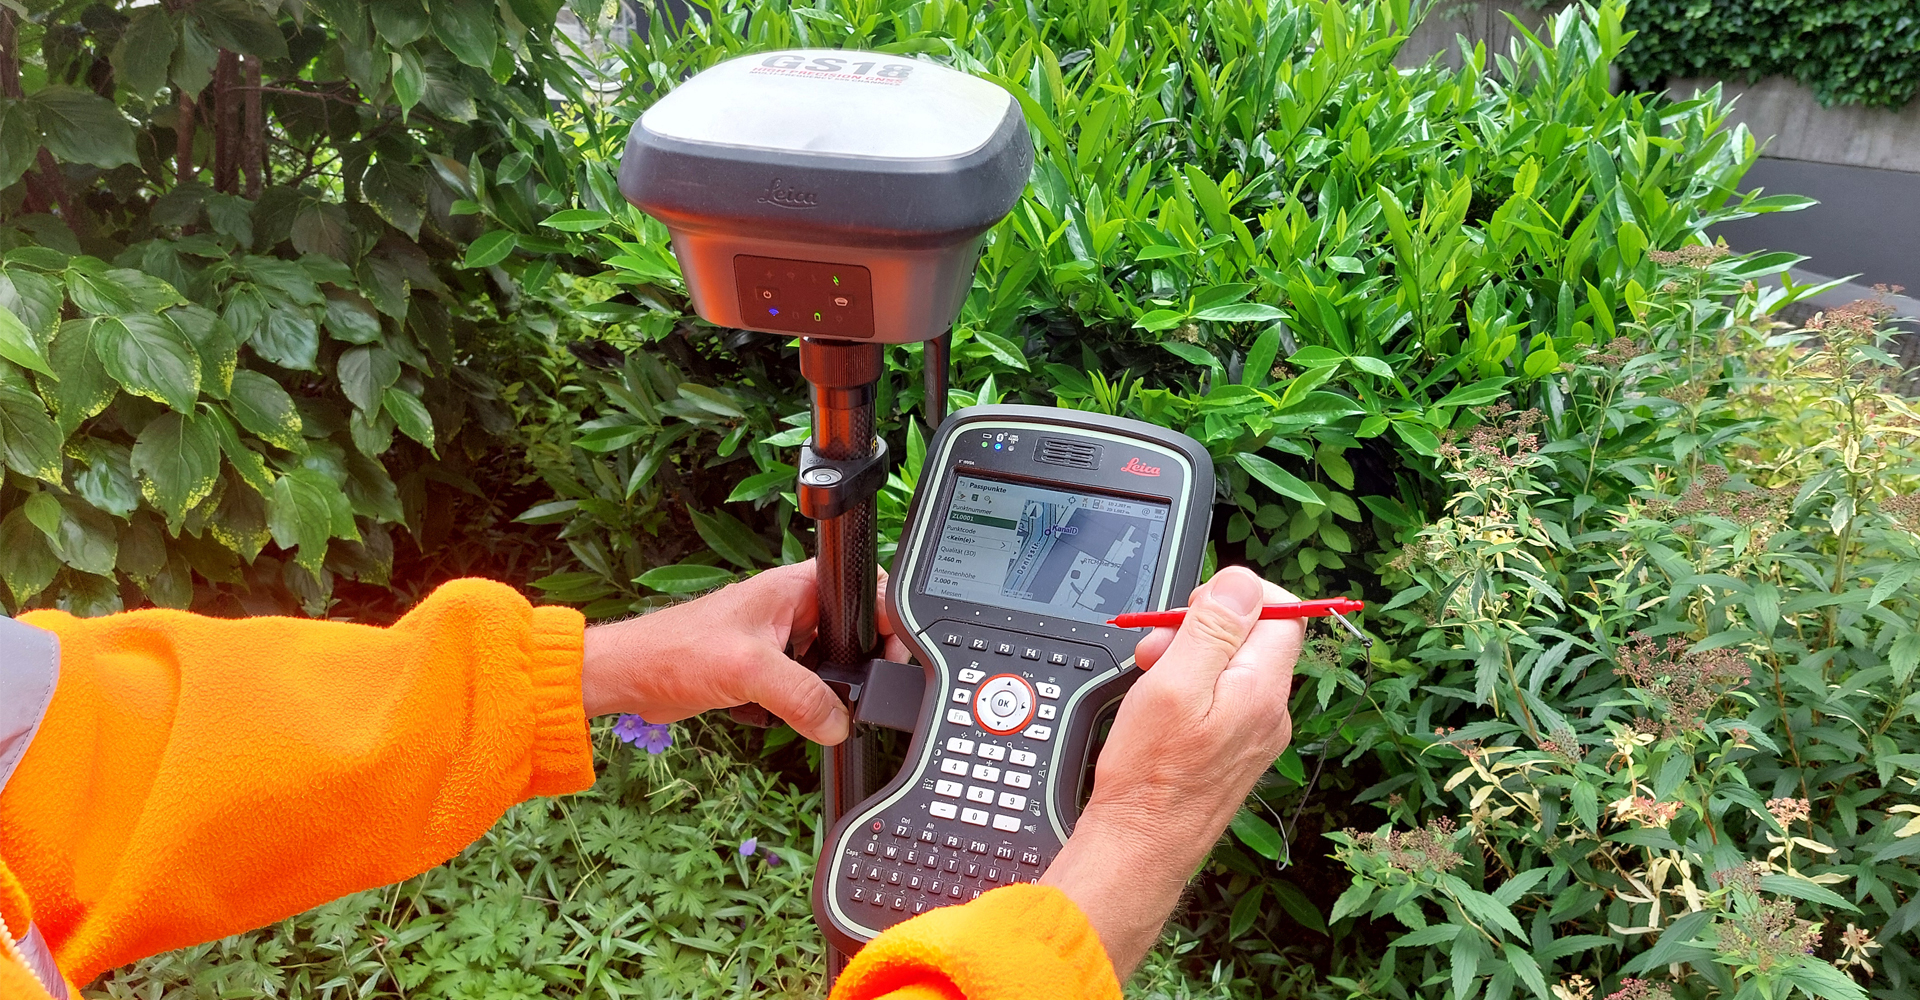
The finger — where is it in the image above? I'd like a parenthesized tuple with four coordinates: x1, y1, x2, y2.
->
(1220, 579, 1306, 715)
(1131, 574, 1220, 670)
(885, 633, 911, 664)
(1132, 626, 1176, 669)
(744, 645, 852, 745)
(761, 559, 820, 649)
(1147, 566, 1264, 694)
(877, 567, 899, 639)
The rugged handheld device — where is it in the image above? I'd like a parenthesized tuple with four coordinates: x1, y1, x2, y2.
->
(812, 405, 1212, 952)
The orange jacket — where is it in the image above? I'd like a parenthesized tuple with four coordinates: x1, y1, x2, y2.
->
(0, 579, 1121, 1000)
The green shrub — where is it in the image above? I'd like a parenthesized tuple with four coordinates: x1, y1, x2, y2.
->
(1618, 0, 1920, 110)
(0, 0, 593, 617)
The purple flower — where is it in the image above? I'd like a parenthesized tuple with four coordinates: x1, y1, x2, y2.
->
(764, 851, 781, 866)
(612, 715, 674, 754)
(739, 838, 758, 857)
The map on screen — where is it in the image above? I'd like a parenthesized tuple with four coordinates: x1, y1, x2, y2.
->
(921, 474, 1167, 624)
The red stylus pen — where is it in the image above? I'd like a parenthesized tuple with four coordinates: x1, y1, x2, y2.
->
(1107, 597, 1366, 629)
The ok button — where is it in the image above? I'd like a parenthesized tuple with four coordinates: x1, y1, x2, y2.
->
(972, 674, 1035, 735)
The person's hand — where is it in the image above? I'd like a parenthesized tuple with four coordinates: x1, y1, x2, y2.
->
(1040, 566, 1303, 976)
(579, 559, 907, 744)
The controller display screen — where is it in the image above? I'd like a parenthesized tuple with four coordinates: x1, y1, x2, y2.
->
(922, 474, 1168, 624)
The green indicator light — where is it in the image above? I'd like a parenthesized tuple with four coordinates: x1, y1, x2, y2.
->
(813, 311, 822, 321)
(980, 440, 989, 447)
(832, 275, 841, 286)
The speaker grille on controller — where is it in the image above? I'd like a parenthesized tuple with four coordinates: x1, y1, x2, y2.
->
(1036, 438, 1100, 468)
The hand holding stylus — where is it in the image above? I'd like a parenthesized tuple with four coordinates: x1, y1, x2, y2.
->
(1044, 566, 1303, 976)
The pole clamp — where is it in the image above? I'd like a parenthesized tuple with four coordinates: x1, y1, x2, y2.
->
(797, 438, 889, 520)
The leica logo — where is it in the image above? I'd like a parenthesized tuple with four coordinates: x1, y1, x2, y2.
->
(757, 177, 818, 210)
(1121, 457, 1161, 476)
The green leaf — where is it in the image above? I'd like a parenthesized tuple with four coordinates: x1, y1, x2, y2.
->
(1242, 325, 1282, 386)
(1434, 377, 1515, 409)
(1392, 420, 1441, 458)
(972, 329, 1030, 370)
(0, 301, 53, 376)
(1229, 883, 1266, 938)
(540, 209, 614, 232)
(0, 101, 36, 190)
(1271, 878, 1327, 933)
(727, 466, 796, 503)
(1316, 443, 1355, 490)
(1892, 632, 1920, 687)
(226, 370, 304, 450)
(204, 406, 274, 494)
(383, 387, 435, 449)
(1502, 942, 1551, 1000)
(269, 468, 343, 573)
(0, 382, 64, 484)
(430, 0, 498, 69)
(464, 230, 517, 268)
(250, 300, 321, 371)
(688, 505, 772, 570)
(45, 493, 119, 576)
(1161, 341, 1220, 368)
(0, 268, 63, 344)
(29, 87, 138, 169)
(636, 562, 735, 594)
(1779, 960, 1871, 1000)
(372, 0, 430, 46)
(1758, 874, 1859, 913)
(111, 6, 176, 99)
(392, 48, 425, 118)
(71, 441, 138, 517)
(192, 0, 289, 58)
(323, 294, 384, 345)
(45, 319, 116, 434)
(290, 201, 354, 260)
(1235, 452, 1320, 505)
(93, 314, 201, 413)
(168, 304, 238, 399)
(131, 410, 222, 525)
(170, 17, 219, 95)
(337, 345, 402, 413)
(1132, 309, 1186, 332)
(1195, 302, 1284, 323)
(0, 507, 60, 603)
(1746, 581, 1781, 635)
(65, 266, 135, 316)
(1229, 807, 1283, 860)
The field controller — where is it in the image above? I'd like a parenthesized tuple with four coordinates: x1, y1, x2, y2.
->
(812, 404, 1213, 953)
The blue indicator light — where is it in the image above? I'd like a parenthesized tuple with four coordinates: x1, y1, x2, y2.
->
(994, 443, 1003, 450)
(768, 308, 779, 316)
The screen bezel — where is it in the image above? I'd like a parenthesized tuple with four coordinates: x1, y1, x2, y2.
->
(912, 468, 1177, 626)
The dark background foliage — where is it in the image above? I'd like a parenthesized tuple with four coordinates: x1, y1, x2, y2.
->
(1617, 0, 1920, 109)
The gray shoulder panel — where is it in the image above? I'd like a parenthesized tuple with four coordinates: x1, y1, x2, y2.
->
(0, 616, 59, 795)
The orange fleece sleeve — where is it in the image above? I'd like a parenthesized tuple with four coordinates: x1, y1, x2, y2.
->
(1, 579, 594, 984)
(832, 884, 1122, 1000)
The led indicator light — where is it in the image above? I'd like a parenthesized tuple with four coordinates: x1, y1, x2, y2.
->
(832, 275, 841, 286)
(769, 308, 779, 316)
(980, 440, 989, 447)
(994, 443, 1003, 450)
(813, 311, 823, 322)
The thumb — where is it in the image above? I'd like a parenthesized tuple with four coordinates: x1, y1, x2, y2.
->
(1151, 567, 1264, 689)
(745, 649, 852, 746)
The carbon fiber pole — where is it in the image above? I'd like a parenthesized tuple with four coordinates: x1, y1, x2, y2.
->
(800, 338, 883, 983)
(923, 329, 951, 430)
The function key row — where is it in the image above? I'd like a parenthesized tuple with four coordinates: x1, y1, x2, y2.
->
(944, 633, 1099, 671)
